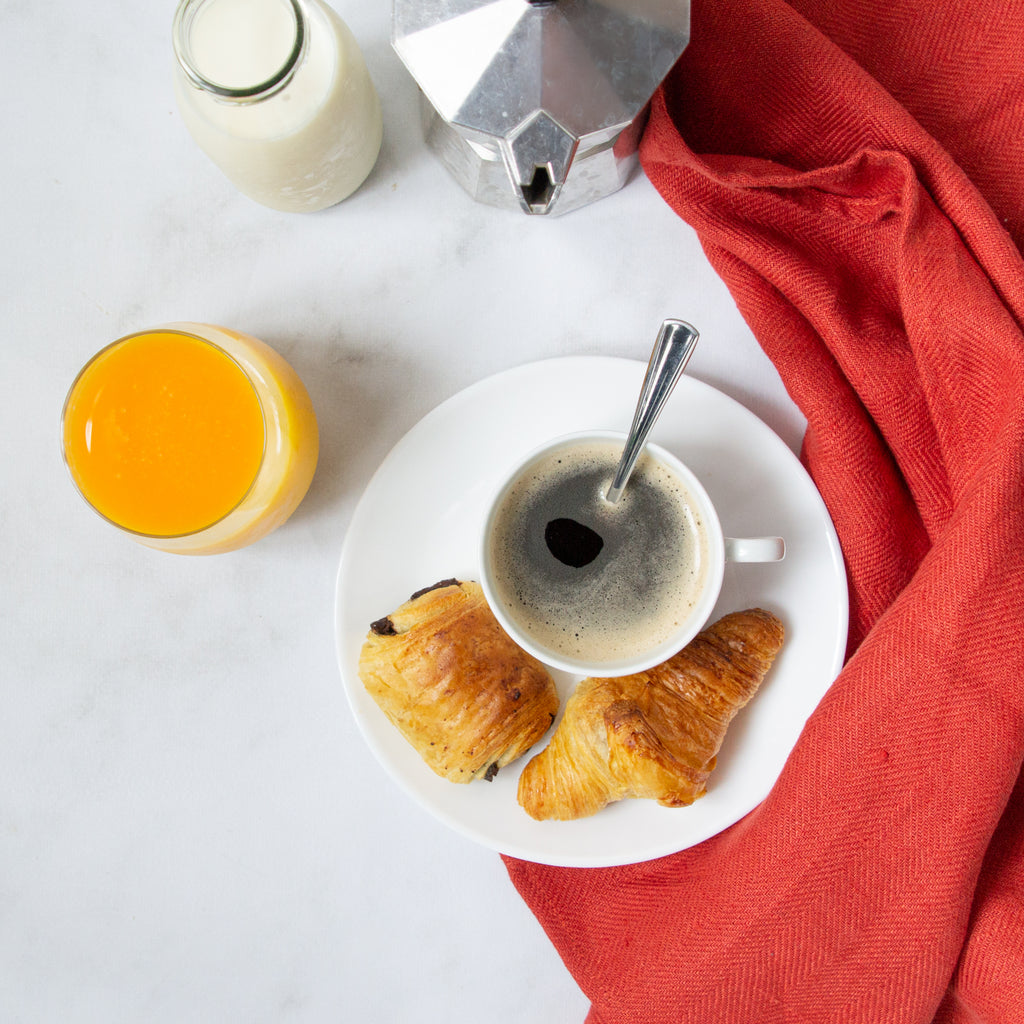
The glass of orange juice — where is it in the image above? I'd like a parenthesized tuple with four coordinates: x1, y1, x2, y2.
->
(61, 322, 319, 554)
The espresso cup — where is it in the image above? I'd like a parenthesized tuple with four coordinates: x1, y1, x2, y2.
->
(479, 430, 784, 677)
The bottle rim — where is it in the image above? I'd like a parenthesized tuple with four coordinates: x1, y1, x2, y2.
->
(172, 0, 307, 101)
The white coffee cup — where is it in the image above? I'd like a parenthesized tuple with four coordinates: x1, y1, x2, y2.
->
(479, 430, 784, 677)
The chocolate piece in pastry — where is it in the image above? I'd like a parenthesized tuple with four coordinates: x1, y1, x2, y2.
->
(359, 580, 560, 783)
(517, 608, 784, 820)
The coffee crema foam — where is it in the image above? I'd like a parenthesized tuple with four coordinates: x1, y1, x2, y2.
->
(488, 439, 709, 665)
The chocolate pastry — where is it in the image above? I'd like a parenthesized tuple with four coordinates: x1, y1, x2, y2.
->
(359, 580, 560, 783)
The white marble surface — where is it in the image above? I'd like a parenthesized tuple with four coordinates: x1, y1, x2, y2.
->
(0, 2, 805, 1022)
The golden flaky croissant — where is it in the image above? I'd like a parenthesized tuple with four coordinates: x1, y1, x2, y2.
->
(358, 579, 559, 783)
(517, 608, 785, 820)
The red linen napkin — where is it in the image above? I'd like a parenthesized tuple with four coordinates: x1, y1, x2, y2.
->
(504, 2, 1024, 1021)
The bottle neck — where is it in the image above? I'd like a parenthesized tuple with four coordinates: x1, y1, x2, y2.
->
(172, 0, 307, 102)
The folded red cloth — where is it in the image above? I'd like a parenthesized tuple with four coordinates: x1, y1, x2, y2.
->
(504, 2, 1024, 1021)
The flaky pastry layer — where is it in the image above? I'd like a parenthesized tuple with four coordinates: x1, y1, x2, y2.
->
(518, 608, 785, 820)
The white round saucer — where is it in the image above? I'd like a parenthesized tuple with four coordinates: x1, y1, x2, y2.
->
(334, 357, 848, 867)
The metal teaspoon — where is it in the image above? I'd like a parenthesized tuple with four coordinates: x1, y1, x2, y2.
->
(604, 318, 700, 504)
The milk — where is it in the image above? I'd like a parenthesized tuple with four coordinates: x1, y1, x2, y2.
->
(172, 0, 382, 212)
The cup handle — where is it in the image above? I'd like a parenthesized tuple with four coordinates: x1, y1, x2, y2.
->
(725, 536, 786, 562)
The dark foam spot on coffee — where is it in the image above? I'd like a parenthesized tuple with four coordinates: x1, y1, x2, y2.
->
(545, 517, 604, 567)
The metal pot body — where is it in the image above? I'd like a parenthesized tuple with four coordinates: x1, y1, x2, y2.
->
(393, 0, 691, 215)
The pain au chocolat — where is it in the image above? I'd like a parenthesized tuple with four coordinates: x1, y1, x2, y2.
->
(517, 608, 785, 820)
(358, 579, 560, 783)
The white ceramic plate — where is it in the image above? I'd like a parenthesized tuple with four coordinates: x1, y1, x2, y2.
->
(334, 357, 848, 867)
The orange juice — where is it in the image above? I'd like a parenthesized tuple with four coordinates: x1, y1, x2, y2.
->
(62, 324, 319, 554)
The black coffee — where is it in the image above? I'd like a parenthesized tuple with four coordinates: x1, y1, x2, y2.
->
(487, 439, 709, 665)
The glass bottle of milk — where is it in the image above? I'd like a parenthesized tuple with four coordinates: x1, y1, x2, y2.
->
(172, 0, 382, 212)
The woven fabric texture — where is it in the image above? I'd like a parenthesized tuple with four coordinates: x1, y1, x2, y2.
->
(504, 1, 1024, 1021)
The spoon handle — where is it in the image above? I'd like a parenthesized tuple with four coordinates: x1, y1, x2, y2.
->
(605, 319, 699, 504)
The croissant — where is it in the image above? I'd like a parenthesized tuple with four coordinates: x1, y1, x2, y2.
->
(358, 579, 560, 783)
(517, 608, 785, 820)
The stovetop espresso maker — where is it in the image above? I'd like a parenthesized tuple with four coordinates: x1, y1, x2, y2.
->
(392, 0, 691, 216)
